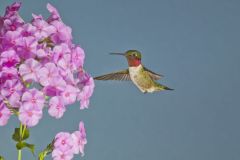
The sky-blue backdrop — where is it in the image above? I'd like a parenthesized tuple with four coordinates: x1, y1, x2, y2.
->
(0, 0, 240, 160)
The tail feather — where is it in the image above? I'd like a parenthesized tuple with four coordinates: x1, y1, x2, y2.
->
(156, 83, 174, 91)
(163, 86, 174, 91)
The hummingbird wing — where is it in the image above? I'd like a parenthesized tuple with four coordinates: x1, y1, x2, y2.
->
(94, 69, 131, 81)
(143, 66, 164, 80)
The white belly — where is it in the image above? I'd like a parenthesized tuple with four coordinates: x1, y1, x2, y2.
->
(129, 65, 147, 93)
(129, 65, 141, 80)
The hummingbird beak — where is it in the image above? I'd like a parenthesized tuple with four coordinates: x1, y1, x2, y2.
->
(109, 53, 125, 56)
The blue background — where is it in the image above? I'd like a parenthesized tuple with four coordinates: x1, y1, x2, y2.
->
(1, 0, 240, 160)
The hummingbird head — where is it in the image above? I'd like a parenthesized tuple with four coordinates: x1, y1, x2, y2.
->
(110, 50, 142, 67)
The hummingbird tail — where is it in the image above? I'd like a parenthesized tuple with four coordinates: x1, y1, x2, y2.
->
(163, 86, 174, 91)
(156, 83, 174, 91)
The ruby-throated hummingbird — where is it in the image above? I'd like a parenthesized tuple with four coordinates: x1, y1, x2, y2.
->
(94, 50, 173, 93)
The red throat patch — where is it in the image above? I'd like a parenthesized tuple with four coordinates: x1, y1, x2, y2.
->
(127, 58, 141, 67)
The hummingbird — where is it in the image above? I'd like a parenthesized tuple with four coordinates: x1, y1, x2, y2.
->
(94, 50, 173, 93)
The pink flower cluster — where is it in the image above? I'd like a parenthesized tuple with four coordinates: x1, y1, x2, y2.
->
(52, 121, 87, 160)
(0, 2, 94, 127)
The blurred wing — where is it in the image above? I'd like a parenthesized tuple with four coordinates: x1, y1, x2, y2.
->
(94, 69, 131, 81)
(143, 66, 164, 80)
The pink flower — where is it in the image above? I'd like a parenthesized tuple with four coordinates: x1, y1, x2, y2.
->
(48, 96, 66, 119)
(52, 148, 73, 160)
(42, 78, 66, 96)
(32, 16, 56, 39)
(53, 43, 70, 63)
(79, 98, 89, 110)
(19, 58, 41, 82)
(57, 54, 71, 71)
(42, 86, 60, 97)
(61, 85, 78, 105)
(71, 121, 87, 156)
(77, 72, 94, 109)
(31, 14, 43, 21)
(5, 2, 21, 16)
(16, 36, 38, 59)
(57, 54, 75, 84)
(71, 46, 85, 70)
(0, 102, 11, 126)
(0, 2, 95, 130)
(35, 47, 51, 59)
(52, 122, 87, 159)
(47, 3, 61, 22)
(18, 103, 42, 127)
(0, 49, 20, 67)
(19, 23, 37, 37)
(38, 63, 60, 86)
(62, 69, 75, 85)
(7, 93, 21, 108)
(2, 16, 23, 32)
(22, 88, 45, 109)
(2, 30, 21, 49)
(2, 2, 24, 32)
(54, 132, 73, 152)
(50, 21, 72, 44)
(1, 79, 22, 97)
(60, 85, 78, 105)
(1, 79, 23, 108)
(0, 67, 18, 85)
(78, 83, 94, 109)
(54, 49, 75, 84)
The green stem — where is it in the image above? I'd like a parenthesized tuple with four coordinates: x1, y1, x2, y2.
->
(18, 150, 21, 160)
(18, 123, 23, 160)
(18, 124, 27, 160)
(22, 125, 26, 137)
(20, 123, 23, 137)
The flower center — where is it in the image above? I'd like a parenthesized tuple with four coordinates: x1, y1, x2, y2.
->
(27, 47, 31, 52)
(56, 104, 61, 110)
(61, 140, 66, 145)
(9, 88, 15, 94)
(60, 154, 65, 159)
(75, 54, 79, 60)
(27, 111, 33, 117)
(59, 54, 63, 59)
(8, 57, 13, 62)
(31, 98, 36, 104)
(47, 72, 51, 78)
(10, 25, 16, 31)
(65, 92, 70, 97)
(7, 73, 13, 79)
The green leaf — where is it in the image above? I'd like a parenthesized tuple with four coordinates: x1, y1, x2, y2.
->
(12, 128, 21, 142)
(12, 127, 30, 142)
(38, 140, 55, 160)
(38, 152, 46, 160)
(25, 143, 35, 155)
(0, 155, 4, 160)
(16, 142, 35, 155)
